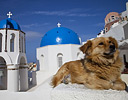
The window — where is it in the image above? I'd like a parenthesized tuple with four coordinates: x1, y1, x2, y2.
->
(40, 55, 44, 70)
(10, 33, 15, 52)
(111, 16, 115, 21)
(105, 27, 108, 33)
(0, 33, 2, 52)
(57, 53, 63, 68)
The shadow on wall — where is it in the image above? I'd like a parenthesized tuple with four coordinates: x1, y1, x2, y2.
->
(28, 71, 37, 89)
(36, 60, 40, 71)
(28, 62, 37, 89)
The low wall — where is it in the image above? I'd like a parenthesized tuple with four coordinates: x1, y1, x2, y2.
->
(0, 75, 128, 100)
(51, 84, 128, 100)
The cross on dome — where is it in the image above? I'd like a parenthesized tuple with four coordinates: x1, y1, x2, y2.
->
(57, 23, 61, 27)
(7, 12, 12, 18)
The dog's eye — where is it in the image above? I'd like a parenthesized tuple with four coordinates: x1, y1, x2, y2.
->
(99, 42, 104, 45)
(109, 41, 111, 43)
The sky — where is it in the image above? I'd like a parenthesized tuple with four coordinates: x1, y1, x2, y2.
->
(0, 0, 127, 63)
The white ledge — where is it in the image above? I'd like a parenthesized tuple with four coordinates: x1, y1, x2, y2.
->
(51, 83, 128, 100)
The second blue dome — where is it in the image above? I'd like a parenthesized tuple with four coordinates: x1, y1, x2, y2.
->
(40, 27, 81, 47)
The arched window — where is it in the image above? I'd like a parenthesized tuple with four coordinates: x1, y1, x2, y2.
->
(0, 57, 7, 90)
(40, 55, 44, 70)
(0, 33, 2, 52)
(10, 33, 15, 52)
(57, 53, 63, 68)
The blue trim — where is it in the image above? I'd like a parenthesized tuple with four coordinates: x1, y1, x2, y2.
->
(40, 27, 80, 47)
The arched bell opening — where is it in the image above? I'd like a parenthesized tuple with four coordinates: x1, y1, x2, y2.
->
(0, 56, 7, 90)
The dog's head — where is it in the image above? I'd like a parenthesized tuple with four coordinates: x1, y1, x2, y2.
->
(80, 37, 119, 65)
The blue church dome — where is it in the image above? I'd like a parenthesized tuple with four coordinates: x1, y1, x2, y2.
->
(40, 27, 81, 47)
(0, 18, 21, 30)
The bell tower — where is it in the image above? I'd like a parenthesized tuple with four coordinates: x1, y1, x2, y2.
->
(0, 12, 28, 92)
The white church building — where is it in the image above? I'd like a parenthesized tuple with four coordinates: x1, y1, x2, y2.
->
(0, 12, 84, 92)
(0, 12, 28, 92)
(36, 23, 83, 84)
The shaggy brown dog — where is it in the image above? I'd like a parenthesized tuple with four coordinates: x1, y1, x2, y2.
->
(51, 37, 126, 90)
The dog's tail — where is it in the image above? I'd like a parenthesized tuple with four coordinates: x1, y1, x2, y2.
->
(51, 62, 70, 87)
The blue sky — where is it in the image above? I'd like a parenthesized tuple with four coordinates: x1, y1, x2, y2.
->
(0, 0, 127, 63)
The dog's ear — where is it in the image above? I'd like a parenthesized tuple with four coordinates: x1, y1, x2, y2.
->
(109, 37, 118, 48)
(79, 40, 92, 54)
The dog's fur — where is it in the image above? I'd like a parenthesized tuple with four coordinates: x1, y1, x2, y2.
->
(51, 37, 126, 90)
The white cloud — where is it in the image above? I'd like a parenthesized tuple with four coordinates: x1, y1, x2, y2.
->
(67, 19, 76, 22)
(32, 9, 98, 17)
(33, 11, 69, 16)
(68, 13, 97, 17)
(14, 8, 99, 19)
(25, 31, 42, 39)
(92, 22, 105, 27)
(21, 24, 37, 28)
(21, 23, 50, 28)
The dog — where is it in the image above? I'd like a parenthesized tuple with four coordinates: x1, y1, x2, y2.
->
(51, 37, 127, 90)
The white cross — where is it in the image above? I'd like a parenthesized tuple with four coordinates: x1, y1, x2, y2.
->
(57, 23, 61, 27)
(7, 12, 12, 18)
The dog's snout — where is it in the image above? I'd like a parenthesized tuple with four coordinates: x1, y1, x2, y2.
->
(109, 45, 115, 50)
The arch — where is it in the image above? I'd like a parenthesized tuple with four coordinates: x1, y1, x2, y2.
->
(19, 56, 28, 91)
(0, 33, 2, 52)
(20, 57, 26, 65)
(0, 56, 7, 90)
(57, 53, 63, 68)
(10, 33, 15, 52)
(0, 53, 12, 64)
(16, 54, 27, 64)
(0, 56, 6, 65)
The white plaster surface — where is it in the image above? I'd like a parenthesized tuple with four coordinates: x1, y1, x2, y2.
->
(51, 83, 128, 100)
(0, 76, 128, 100)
